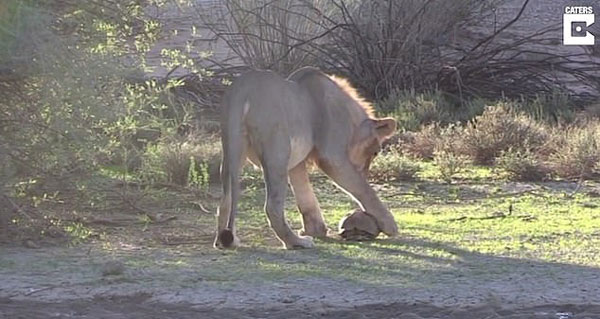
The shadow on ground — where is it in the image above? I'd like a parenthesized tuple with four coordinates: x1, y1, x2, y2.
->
(2, 295, 600, 319)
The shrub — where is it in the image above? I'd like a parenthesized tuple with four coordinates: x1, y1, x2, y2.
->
(1, 1, 204, 212)
(433, 125, 470, 183)
(435, 149, 470, 184)
(369, 148, 421, 182)
(140, 135, 221, 187)
(582, 102, 600, 119)
(202, 0, 330, 74)
(207, 0, 480, 97)
(459, 103, 548, 165)
(546, 123, 600, 180)
(398, 123, 441, 160)
(495, 148, 548, 181)
(378, 90, 453, 131)
(521, 92, 575, 123)
(377, 89, 487, 132)
(206, 0, 599, 103)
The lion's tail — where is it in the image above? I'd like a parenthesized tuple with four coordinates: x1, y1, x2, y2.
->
(217, 91, 247, 248)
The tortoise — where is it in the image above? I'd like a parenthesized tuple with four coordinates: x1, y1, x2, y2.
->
(338, 209, 381, 241)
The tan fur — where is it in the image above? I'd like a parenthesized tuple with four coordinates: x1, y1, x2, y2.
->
(214, 67, 398, 250)
(327, 75, 375, 117)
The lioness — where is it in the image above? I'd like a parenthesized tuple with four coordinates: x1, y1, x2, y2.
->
(215, 67, 398, 249)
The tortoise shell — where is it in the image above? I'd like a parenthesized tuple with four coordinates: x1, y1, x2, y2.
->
(338, 209, 381, 241)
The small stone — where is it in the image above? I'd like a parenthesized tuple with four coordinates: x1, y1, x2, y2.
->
(23, 240, 40, 249)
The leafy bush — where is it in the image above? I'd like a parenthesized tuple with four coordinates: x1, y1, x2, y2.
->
(0, 1, 206, 198)
(433, 125, 470, 183)
(369, 148, 421, 182)
(459, 103, 548, 165)
(496, 148, 548, 181)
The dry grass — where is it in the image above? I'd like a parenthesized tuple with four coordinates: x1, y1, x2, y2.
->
(546, 122, 600, 180)
(495, 148, 548, 181)
(459, 104, 548, 165)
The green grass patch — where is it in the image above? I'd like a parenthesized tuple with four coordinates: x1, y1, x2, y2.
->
(186, 172, 600, 287)
(11, 164, 598, 292)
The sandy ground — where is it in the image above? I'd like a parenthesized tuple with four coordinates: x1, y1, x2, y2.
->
(1, 238, 600, 318)
(2, 296, 600, 319)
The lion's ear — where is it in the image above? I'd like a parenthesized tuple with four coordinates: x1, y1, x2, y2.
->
(373, 117, 396, 141)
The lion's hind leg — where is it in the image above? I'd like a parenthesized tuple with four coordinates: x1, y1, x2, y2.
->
(214, 139, 247, 249)
(260, 137, 314, 249)
(215, 155, 241, 248)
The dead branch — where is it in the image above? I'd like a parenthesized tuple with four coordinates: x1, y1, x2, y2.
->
(458, 0, 531, 63)
(197, 0, 599, 102)
(446, 213, 536, 222)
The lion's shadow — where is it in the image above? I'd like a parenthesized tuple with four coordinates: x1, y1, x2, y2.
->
(239, 234, 600, 301)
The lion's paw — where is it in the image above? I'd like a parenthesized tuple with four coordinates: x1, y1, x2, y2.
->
(379, 220, 399, 237)
(284, 235, 315, 249)
(298, 225, 328, 238)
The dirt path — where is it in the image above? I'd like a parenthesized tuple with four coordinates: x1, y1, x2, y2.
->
(2, 296, 600, 319)
(1, 239, 600, 318)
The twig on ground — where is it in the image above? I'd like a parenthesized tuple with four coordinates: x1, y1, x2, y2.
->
(446, 212, 536, 222)
(2, 194, 34, 220)
(88, 214, 177, 226)
(193, 201, 212, 214)
(23, 285, 61, 296)
(383, 189, 545, 202)
(146, 213, 177, 224)
(565, 176, 585, 199)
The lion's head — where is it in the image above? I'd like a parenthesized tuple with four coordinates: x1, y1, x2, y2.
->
(325, 75, 397, 177)
(349, 117, 396, 176)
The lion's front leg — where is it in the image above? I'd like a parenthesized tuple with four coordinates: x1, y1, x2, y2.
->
(289, 162, 328, 238)
(320, 159, 398, 237)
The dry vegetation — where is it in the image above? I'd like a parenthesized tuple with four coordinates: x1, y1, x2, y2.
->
(2, 0, 600, 245)
(198, 0, 600, 102)
(369, 148, 421, 182)
(388, 100, 600, 182)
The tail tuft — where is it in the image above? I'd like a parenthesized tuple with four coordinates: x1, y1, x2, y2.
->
(218, 228, 234, 248)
